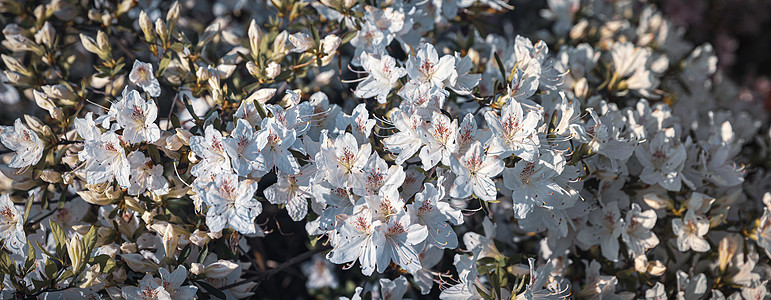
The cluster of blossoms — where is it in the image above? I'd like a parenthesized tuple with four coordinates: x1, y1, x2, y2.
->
(0, 0, 770, 299)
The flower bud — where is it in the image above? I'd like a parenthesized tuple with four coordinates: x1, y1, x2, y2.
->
(321, 34, 341, 56)
(121, 253, 158, 272)
(35, 21, 55, 49)
(139, 10, 155, 42)
(271, 31, 289, 61)
(266, 61, 281, 79)
(3, 70, 31, 86)
(40, 169, 61, 183)
(161, 224, 180, 259)
(647, 260, 666, 276)
(96, 30, 111, 54)
(120, 242, 138, 253)
(3, 34, 44, 56)
(204, 260, 239, 278)
(67, 235, 84, 271)
(246, 61, 260, 78)
(155, 19, 169, 43)
(248, 19, 263, 59)
(642, 193, 671, 210)
(190, 262, 205, 275)
(80, 33, 108, 60)
(48, 84, 76, 100)
(718, 234, 741, 272)
(166, 1, 180, 26)
(190, 229, 211, 247)
(1, 54, 30, 76)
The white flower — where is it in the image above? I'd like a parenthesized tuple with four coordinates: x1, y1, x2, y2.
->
(129, 60, 161, 97)
(672, 209, 710, 252)
(127, 151, 169, 196)
(635, 128, 688, 191)
(353, 152, 405, 196)
(115, 88, 161, 144)
(301, 254, 338, 290)
(190, 125, 231, 178)
(418, 112, 458, 169)
(445, 52, 481, 95)
(255, 117, 300, 175)
(372, 211, 427, 273)
(0, 118, 43, 169)
(327, 205, 379, 275)
(675, 271, 707, 300)
(756, 193, 771, 257)
(449, 141, 504, 201)
(265, 167, 313, 222)
(317, 132, 370, 189)
(379, 276, 408, 300)
(195, 173, 261, 234)
(224, 119, 267, 177)
(354, 53, 406, 103)
(0, 194, 25, 256)
(406, 43, 455, 91)
(622, 203, 659, 256)
(383, 109, 423, 165)
(121, 266, 197, 300)
(406, 183, 458, 249)
(336, 103, 376, 144)
(87, 131, 131, 187)
(577, 201, 623, 262)
(485, 100, 541, 161)
(502, 150, 567, 219)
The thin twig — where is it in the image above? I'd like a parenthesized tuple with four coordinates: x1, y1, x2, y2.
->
(218, 245, 331, 290)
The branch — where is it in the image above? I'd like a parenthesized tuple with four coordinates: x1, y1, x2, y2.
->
(218, 245, 331, 290)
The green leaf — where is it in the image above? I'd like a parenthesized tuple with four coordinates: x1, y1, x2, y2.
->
(44, 258, 58, 280)
(493, 52, 506, 83)
(103, 257, 117, 273)
(341, 31, 357, 45)
(49, 219, 67, 258)
(24, 194, 33, 223)
(24, 241, 36, 272)
(197, 280, 227, 299)
(198, 245, 209, 264)
(0, 251, 16, 276)
(82, 225, 98, 255)
(177, 244, 192, 265)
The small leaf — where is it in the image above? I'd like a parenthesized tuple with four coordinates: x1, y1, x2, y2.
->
(49, 219, 67, 258)
(24, 241, 36, 272)
(0, 251, 16, 276)
(341, 31, 357, 45)
(23, 194, 33, 223)
(82, 225, 99, 255)
(197, 280, 227, 299)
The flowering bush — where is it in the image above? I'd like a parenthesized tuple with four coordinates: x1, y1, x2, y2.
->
(0, 0, 770, 299)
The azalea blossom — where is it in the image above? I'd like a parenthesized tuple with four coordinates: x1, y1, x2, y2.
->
(0, 118, 43, 169)
(485, 99, 542, 161)
(449, 141, 504, 201)
(128, 60, 161, 97)
(116, 88, 161, 144)
(0, 194, 25, 256)
(196, 173, 261, 234)
(354, 53, 406, 103)
(672, 209, 710, 252)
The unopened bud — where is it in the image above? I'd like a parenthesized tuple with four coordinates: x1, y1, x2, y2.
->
(155, 19, 169, 43)
(266, 61, 281, 79)
(35, 21, 55, 49)
(139, 10, 155, 42)
(166, 1, 180, 26)
(248, 19, 263, 59)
